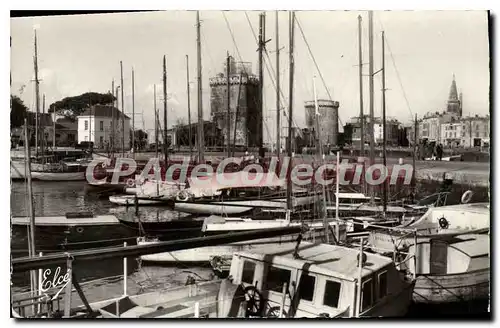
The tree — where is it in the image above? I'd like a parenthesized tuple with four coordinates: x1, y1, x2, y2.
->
(342, 123, 354, 145)
(131, 129, 149, 151)
(48, 92, 116, 118)
(11, 95, 28, 128)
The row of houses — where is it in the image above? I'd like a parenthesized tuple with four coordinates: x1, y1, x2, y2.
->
(409, 111, 490, 148)
(11, 113, 78, 148)
(348, 115, 405, 147)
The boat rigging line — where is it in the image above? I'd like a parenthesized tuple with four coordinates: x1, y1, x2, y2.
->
(374, 14, 414, 120)
(294, 15, 344, 128)
(242, 11, 303, 138)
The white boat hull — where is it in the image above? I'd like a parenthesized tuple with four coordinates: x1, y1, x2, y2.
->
(31, 171, 86, 181)
(174, 195, 317, 215)
(10, 161, 46, 179)
(125, 180, 184, 198)
(109, 195, 170, 206)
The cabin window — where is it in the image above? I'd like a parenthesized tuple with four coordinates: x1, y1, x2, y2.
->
(378, 271, 388, 299)
(361, 279, 374, 311)
(265, 267, 291, 293)
(323, 280, 341, 308)
(298, 273, 315, 302)
(84, 120, 88, 130)
(241, 260, 256, 284)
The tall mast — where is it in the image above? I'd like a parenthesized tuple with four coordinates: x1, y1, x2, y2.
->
(368, 11, 375, 203)
(52, 94, 56, 150)
(89, 93, 92, 153)
(115, 85, 120, 155)
(154, 84, 158, 159)
(258, 12, 266, 158)
(33, 30, 40, 158)
(24, 118, 37, 298)
(163, 55, 168, 162)
(120, 61, 125, 156)
(412, 113, 417, 194)
(286, 11, 295, 212)
(132, 68, 135, 158)
(226, 51, 231, 158)
(381, 31, 387, 214)
(186, 55, 193, 160)
(232, 73, 243, 157)
(42, 94, 45, 161)
(275, 10, 281, 156)
(196, 11, 205, 162)
(111, 79, 115, 155)
(358, 14, 365, 157)
(313, 76, 329, 243)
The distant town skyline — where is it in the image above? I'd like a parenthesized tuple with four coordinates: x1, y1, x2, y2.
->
(10, 10, 489, 142)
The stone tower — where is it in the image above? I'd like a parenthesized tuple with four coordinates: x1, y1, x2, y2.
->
(304, 99, 340, 146)
(209, 58, 260, 148)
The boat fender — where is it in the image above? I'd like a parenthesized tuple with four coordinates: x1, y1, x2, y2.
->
(177, 190, 190, 202)
(76, 227, 84, 233)
(438, 217, 449, 229)
(461, 190, 473, 204)
(357, 253, 367, 266)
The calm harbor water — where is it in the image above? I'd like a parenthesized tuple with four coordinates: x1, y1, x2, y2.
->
(10, 180, 214, 304)
(10, 179, 490, 317)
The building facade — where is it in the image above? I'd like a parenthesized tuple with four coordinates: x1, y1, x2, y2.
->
(77, 105, 131, 150)
(210, 58, 260, 148)
(460, 115, 490, 148)
(350, 115, 401, 146)
(304, 99, 339, 147)
(440, 120, 463, 148)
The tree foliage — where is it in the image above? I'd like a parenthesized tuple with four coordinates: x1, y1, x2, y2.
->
(342, 123, 354, 145)
(48, 92, 116, 117)
(11, 95, 28, 128)
(131, 129, 149, 150)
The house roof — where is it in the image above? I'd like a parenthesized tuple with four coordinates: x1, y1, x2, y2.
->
(56, 118, 77, 130)
(79, 105, 130, 119)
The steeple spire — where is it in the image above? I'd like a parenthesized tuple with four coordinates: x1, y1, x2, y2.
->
(448, 74, 458, 102)
(447, 74, 460, 116)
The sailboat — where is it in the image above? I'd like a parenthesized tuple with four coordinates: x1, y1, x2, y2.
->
(13, 31, 88, 181)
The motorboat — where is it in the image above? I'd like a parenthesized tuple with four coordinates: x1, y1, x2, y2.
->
(403, 234, 489, 304)
(368, 202, 490, 254)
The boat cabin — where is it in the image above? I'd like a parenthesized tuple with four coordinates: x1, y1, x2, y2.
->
(226, 243, 413, 318)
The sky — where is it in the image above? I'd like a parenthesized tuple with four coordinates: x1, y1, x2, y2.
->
(10, 10, 490, 143)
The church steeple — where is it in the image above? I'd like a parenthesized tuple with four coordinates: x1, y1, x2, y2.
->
(448, 74, 458, 101)
(447, 74, 461, 116)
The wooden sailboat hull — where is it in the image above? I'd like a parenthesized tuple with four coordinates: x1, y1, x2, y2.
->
(174, 195, 318, 215)
(412, 269, 490, 304)
(10, 160, 46, 180)
(31, 171, 86, 181)
(10, 215, 134, 253)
